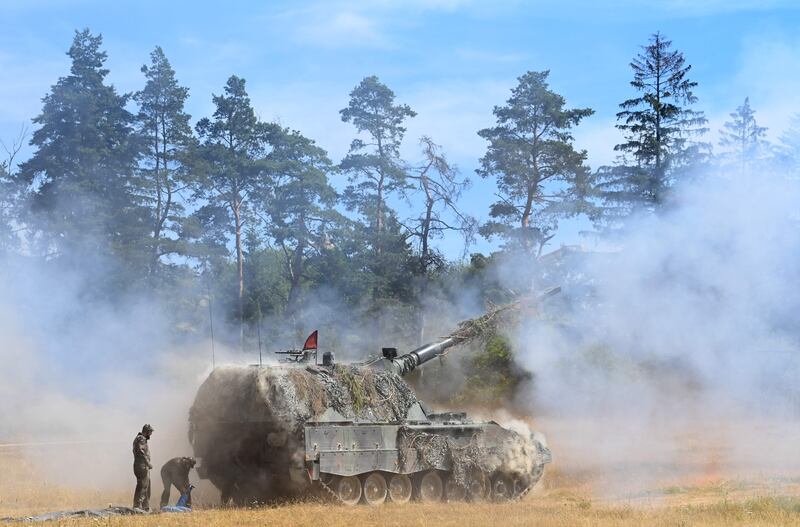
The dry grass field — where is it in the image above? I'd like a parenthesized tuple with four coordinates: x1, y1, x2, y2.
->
(3, 417, 800, 526)
(21, 498, 800, 527)
(3, 452, 800, 526)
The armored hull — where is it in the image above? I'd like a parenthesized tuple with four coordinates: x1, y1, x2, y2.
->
(189, 359, 551, 505)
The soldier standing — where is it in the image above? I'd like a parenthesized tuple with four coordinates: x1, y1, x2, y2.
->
(132, 424, 154, 510)
(159, 456, 196, 508)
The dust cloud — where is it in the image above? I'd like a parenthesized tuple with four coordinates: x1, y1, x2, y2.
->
(510, 171, 800, 497)
(0, 256, 223, 498)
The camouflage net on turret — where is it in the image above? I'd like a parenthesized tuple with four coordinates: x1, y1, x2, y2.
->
(191, 364, 421, 440)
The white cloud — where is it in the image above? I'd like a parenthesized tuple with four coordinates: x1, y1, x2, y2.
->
(295, 10, 385, 48)
(263, 0, 499, 50)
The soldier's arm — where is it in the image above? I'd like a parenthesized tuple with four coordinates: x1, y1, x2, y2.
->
(133, 437, 153, 469)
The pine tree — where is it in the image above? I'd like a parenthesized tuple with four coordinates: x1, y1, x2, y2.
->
(340, 76, 416, 253)
(134, 46, 197, 279)
(195, 75, 273, 348)
(477, 70, 593, 256)
(259, 127, 339, 317)
(0, 128, 26, 256)
(777, 114, 800, 177)
(0, 162, 17, 256)
(19, 29, 144, 277)
(598, 32, 708, 218)
(339, 76, 418, 312)
(719, 97, 768, 173)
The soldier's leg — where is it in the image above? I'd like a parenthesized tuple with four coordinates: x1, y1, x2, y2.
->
(133, 477, 143, 509)
(177, 475, 192, 507)
(133, 465, 146, 509)
(142, 470, 151, 511)
(160, 472, 171, 508)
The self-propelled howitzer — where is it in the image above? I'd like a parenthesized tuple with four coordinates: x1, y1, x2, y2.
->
(189, 328, 552, 506)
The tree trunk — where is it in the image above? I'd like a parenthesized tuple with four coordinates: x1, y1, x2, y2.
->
(150, 119, 162, 278)
(286, 240, 305, 317)
(233, 199, 244, 352)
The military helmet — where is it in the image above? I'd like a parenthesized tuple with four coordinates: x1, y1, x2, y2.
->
(142, 424, 154, 433)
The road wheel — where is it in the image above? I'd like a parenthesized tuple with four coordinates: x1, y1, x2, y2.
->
(529, 463, 545, 486)
(388, 474, 413, 504)
(444, 476, 466, 502)
(362, 472, 388, 506)
(336, 475, 362, 505)
(418, 471, 444, 503)
(467, 471, 490, 502)
(491, 474, 513, 501)
(513, 477, 530, 497)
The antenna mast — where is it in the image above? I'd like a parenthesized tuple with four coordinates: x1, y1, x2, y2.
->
(207, 282, 216, 369)
(257, 303, 263, 367)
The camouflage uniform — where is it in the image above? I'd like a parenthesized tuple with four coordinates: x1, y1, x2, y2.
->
(159, 457, 196, 508)
(132, 427, 153, 510)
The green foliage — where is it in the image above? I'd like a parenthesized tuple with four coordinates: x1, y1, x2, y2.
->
(407, 136, 475, 275)
(0, 162, 19, 256)
(19, 29, 147, 287)
(477, 70, 594, 255)
(242, 242, 290, 320)
(260, 127, 341, 316)
(597, 32, 708, 220)
(719, 97, 769, 172)
(333, 365, 370, 414)
(195, 75, 275, 339)
(134, 46, 197, 279)
(454, 334, 531, 408)
(339, 76, 419, 317)
(340, 76, 415, 245)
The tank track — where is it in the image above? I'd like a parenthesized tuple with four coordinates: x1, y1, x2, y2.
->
(318, 477, 345, 504)
(315, 467, 543, 505)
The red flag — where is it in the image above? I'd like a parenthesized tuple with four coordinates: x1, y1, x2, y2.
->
(303, 330, 318, 351)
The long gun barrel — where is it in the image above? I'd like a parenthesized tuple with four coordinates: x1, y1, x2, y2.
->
(369, 287, 561, 377)
(375, 337, 459, 376)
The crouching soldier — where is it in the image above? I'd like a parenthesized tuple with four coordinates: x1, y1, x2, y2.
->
(133, 424, 154, 510)
(160, 456, 196, 508)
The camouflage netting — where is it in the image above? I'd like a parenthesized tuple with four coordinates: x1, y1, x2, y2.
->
(448, 301, 522, 343)
(397, 427, 540, 487)
(191, 363, 420, 435)
(189, 363, 424, 500)
(188, 293, 555, 501)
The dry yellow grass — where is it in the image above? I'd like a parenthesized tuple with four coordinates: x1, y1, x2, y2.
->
(3, 434, 800, 526)
(11, 498, 800, 527)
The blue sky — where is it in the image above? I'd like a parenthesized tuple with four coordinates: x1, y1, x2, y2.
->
(3, 0, 800, 256)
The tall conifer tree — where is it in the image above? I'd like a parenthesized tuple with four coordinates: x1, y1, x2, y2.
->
(597, 33, 708, 219)
(19, 29, 144, 281)
(134, 46, 196, 279)
(477, 70, 593, 256)
(719, 97, 768, 173)
(195, 75, 272, 347)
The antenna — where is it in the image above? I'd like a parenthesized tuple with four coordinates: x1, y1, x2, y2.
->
(207, 283, 216, 369)
(256, 302, 263, 367)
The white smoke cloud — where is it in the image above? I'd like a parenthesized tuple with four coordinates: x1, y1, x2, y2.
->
(510, 170, 800, 496)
